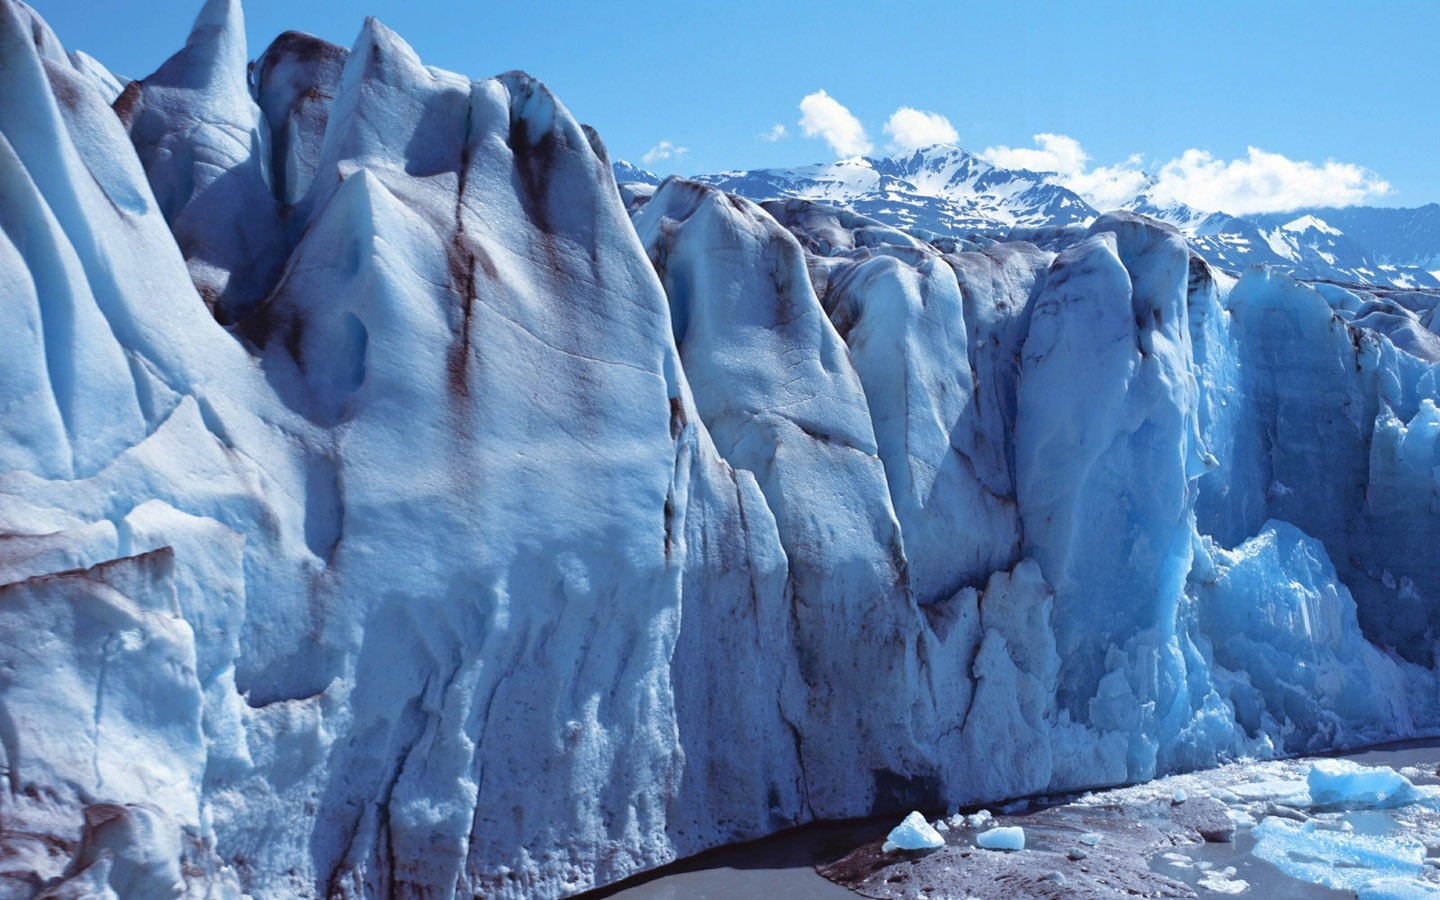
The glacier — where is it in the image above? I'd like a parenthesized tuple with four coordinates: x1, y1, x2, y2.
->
(1, 0, 1440, 897)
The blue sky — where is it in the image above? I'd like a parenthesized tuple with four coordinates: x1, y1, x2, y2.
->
(27, 0, 1440, 211)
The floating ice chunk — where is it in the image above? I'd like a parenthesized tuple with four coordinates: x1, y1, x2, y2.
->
(886, 811, 945, 851)
(1078, 832, 1102, 846)
(1197, 865, 1249, 894)
(1253, 817, 1427, 892)
(1357, 878, 1440, 900)
(976, 826, 1025, 851)
(1230, 780, 1309, 804)
(1173, 788, 1188, 804)
(965, 810, 993, 829)
(1308, 760, 1423, 809)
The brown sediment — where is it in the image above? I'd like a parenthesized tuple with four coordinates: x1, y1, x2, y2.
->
(819, 797, 1235, 900)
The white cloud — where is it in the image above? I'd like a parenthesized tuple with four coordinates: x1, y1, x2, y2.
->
(1147, 147, 1390, 215)
(979, 134, 1390, 215)
(642, 140, 688, 166)
(1065, 155, 1150, 212)
(759, 123, 789, 142)
(883, 107, 958, 152)
(798, 90, 871, 158)
(981, 134, 1143, 210)
(980, 133, 1089, 177)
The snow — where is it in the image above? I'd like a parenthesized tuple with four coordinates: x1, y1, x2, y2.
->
(975, 826, 1026, 851)
(886, 811, 946, 851)
(1262, 226, 1298, 258)
(1283, 213, 1342, 235)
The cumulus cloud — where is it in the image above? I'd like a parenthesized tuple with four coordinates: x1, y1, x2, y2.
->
(642, 140, 688, 166)
(883, 107, 958, 152)
(980, 133, 1389, 215)
(1147, 147, 1391, 215)
(759, 123, 789, 142)
(798, 90, 871, 158)
(981, 134, 1143, 209)
(981, 133, 1089, 177)
(1065, 155, 1151, 212)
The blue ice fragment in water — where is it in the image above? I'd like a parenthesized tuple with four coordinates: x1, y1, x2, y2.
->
(1252, 817, 1426, 893)
(1309, 759, 1421, 809)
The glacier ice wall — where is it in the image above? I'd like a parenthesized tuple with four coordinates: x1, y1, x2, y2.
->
(2, 1, 1440, 897)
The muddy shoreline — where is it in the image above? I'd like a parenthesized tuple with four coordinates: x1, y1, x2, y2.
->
(593, 736, 1440, 899)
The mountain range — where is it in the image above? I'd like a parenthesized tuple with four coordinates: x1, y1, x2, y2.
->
(616, 147, 1440, 290)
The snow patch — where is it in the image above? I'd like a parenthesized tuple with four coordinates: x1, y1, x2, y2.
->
(1283, 214, 1342, 235)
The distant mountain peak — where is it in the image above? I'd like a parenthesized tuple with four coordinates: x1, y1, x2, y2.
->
(612, 149, 1440, 290)
(612, 158, 661, 186)
(628, 144, 1097, 238)
(1282, 214, 1341, 235)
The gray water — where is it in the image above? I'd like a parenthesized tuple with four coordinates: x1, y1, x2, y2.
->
(589, 818, 882, 899)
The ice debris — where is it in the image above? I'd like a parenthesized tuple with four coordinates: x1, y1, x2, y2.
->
(1197, 865, 1250, 894)
(1308, 759, 1427, 809)
(1253, 818, 1428, 893)
(885, 811, 945, 851)
(975, 826, 1025, 851)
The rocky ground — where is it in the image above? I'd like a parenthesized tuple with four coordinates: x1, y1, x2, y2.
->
(820, 794, 1236, 899)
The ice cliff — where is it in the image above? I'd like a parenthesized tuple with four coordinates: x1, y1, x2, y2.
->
(2, 1, 1440, 897)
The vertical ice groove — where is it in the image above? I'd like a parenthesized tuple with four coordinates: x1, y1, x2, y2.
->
(92, 632, 117, 792)
(0, 121, 144, 478)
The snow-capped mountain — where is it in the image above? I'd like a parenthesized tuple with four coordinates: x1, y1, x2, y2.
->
(679, 144, 1096, 236)
(618, 148, 1440, 289)
(1256, 203, 1440, 283)
(1131, 193, 1440, 290)
(6, 1, 1440, 898)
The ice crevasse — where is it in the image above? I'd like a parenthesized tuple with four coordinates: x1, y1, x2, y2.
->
(1, 0, 1439, 897)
